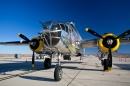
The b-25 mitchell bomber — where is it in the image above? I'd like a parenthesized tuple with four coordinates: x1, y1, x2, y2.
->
(0, 21, 130, 81)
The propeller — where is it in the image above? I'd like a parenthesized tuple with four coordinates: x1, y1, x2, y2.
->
(86, 28, 130, 40)
(107, 39, 113, 68)
(85, 28, 104, 39)
(18, 33, 30, 42)
(86, 28, 130, 69)
(116, 30, 130, 39)
(18, 33, 35, 67)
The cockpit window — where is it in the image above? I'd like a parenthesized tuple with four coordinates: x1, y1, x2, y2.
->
(42, 21, 52, 30)
(51, 24, 61, 31)
(68, 26, 74, 34)
(60, 24, 65, 31)
(65, 25, 69, 33)
(49, 23, 61, 38)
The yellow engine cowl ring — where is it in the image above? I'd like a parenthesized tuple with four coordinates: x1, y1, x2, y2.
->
(29, 37, 43, 52)
(99, 33, 120, 53)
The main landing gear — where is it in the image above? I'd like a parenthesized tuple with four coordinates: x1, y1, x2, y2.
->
(63, 55, 71, 60)
(44, 58, 51, 68)
(103, 59, 108, 71)
(102, 55, 112, 72)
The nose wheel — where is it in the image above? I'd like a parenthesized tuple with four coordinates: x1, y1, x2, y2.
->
(54, 52, 63, 81)
(54, 65, 62, 81)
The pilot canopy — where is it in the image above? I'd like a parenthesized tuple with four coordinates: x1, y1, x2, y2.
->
(40, 21, 61, 46)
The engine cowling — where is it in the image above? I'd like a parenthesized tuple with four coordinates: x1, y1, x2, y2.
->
(29, 37, 43, 52)
(98, 33, 120, 53)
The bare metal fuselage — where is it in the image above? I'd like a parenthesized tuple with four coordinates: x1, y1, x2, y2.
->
(37, 21, 83, 55)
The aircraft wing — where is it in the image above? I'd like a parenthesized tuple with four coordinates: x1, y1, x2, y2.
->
(120, 37, 130, 44)
(0, 41, 28, 46)
(80, 37, 130, 48)
(80, 38, 98, 48)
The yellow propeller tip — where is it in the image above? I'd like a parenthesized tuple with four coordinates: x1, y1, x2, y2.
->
(18, 33, 20, 36)
(32, 64, 34, 67)
(108, 67, 112, 71)
(85, 28, 89, 31)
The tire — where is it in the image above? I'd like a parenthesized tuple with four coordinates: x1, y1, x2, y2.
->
(68, 57, 71, 60)
(103, 59, 108, 71)
(108, 57, 112, 68)
(44, 58, 51, 69)
(63, 55, 71, 60)
(101, 60, 104, 66)
(54, 65, 62, 81)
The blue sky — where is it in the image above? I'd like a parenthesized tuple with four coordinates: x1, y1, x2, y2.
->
(0, 0, 130, 54)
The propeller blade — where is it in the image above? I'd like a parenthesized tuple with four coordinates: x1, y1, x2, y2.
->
(116, 30, 130, 39)
(108, 44, 112, 70)
(18, 33, 30, 42)
(31, 41, 36, 67)
(32, 51, 35, 67)
(85, 28, 104, 39)
(108, 45, 112, 59)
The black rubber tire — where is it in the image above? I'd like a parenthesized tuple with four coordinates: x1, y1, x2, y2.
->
(54, 65, 62, 81)
(103, 59, 108, 71)
(68, 57, 71, 60)
(63, 55, 71, 60)
(101, 60, 104, 66)
(44, 58, 51, 69)
(108, 57, 112, 68)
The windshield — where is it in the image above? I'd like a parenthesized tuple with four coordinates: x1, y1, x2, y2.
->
(40, 21, 62, 46)
(41, 21, 61, 30)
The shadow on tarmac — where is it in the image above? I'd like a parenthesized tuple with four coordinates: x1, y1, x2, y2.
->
(19, 76, 55, 82)
(0, 60, 45, 74)
(113, 63, 130, 70)
(0, 60, 103, 75)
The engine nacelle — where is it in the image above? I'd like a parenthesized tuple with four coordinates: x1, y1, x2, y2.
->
(98, 33, 120, 53)
(29, 36, 43, 52)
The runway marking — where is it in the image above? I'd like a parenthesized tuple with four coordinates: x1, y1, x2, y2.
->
(0, 68, 43, 81)
(66, 58, 92, 86)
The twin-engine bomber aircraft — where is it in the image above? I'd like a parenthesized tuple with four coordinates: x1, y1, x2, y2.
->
(0, 21, 130, 81)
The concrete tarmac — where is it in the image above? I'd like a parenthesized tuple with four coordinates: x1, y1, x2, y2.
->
(0, 56, 130, 86)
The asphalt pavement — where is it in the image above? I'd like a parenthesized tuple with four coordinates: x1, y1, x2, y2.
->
(0, 56, 130, 86)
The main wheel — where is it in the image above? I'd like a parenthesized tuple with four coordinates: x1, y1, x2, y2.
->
(54, 65, 62, 81)
(103, 59, 108, 71)
(101, 60, 104, 66)
(63, 55, 71, 60)
(44, 58, 51, 69)
(108, 55, 112, 71)
(68, 57, 71, 60)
